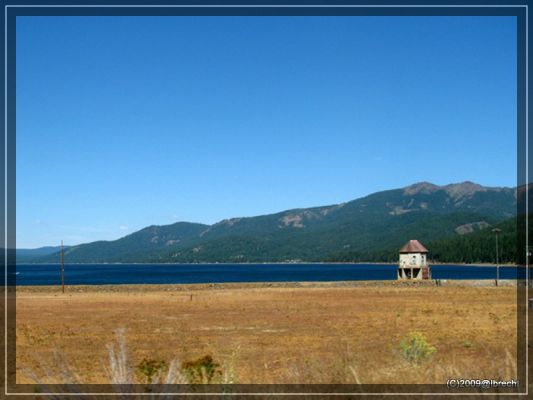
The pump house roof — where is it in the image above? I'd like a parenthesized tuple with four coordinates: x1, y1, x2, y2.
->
(399, 240, 428, 254)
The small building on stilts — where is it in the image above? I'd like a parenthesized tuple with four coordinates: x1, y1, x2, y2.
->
(397, 240, 431, 280)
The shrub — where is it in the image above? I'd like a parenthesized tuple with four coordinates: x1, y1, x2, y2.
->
(136, 358, 168, 384)
(399, 331, 436, 364)
(182, 355, 222, 384)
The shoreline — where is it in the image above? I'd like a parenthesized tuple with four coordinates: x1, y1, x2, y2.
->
(14, 261, 518, 267)
(14, 279, 519, 293)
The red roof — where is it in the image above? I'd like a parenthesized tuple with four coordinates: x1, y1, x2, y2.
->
(399, 240, 428, 253)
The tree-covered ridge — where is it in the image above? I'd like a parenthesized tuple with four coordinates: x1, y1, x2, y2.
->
(326, 216, 517, 264)
(426, 217, 516, 264)
(28, 181, 518, 264)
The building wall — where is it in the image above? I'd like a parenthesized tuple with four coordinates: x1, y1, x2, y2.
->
(399, 252, 427, 267)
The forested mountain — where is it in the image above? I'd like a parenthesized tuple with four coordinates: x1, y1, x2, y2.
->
(326, 216, 517, 264)
(29, 181, 517, 264)
(16, 246, 70, 263)
(426, 217, 517, 264)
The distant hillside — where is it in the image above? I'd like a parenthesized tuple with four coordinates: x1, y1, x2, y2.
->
(16, 246, 70, 263)
(32, 181, 517, 264)
(46, 222, 208, 264)
(326, 216, 517, 264)
(427, 217, 517, 264)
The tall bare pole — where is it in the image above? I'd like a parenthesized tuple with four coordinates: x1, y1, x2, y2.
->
(492, 228, 501, 287)
(61, 240, 65, 293)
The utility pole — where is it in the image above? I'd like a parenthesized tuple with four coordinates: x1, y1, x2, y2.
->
(526, 246, 533, 287)
(61, 240, 65, 294)
(492, 228, 501, 287)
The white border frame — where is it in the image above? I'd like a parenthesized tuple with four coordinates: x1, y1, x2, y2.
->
(4, 3, 529, 397)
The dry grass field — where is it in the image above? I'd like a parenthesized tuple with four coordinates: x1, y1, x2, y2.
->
(15, 282, 517, 385)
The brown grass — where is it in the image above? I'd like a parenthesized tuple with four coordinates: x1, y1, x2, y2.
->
(15, 283, 517, 385)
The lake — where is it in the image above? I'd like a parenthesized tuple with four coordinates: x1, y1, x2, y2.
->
(13, 263, 523, 286)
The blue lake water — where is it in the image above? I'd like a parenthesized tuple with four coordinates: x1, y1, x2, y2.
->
(13, 263, 523, 286)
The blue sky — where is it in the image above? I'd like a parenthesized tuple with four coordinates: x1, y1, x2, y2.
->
(16, 16, 517, 248)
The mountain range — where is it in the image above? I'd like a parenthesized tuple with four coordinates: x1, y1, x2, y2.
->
(20, 181, 518, 264)
(16, 245, 70, 263)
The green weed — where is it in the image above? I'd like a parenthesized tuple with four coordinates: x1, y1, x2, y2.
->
(399, 331, 436, 364)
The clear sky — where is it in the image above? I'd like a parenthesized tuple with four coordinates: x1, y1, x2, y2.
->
(16, 16, 517, 248)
